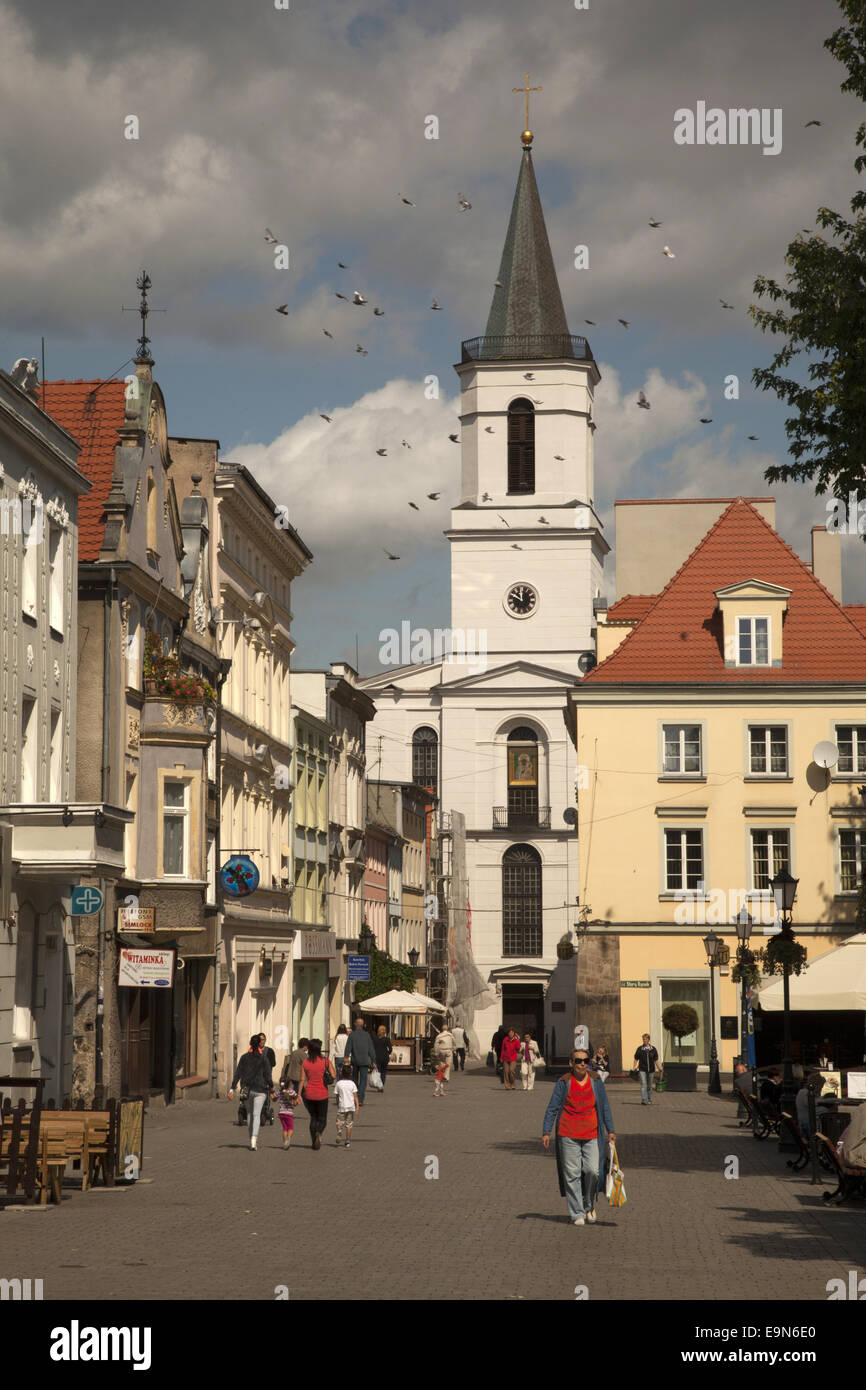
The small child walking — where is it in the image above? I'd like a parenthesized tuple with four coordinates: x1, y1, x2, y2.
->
(278, 1082, 298, 1150)
(433, 1061, 446, 1098)
(335, 1064, 359, 1147)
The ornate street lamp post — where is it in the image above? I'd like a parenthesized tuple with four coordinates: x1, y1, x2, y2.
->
(735, 907, 755, 1082)
(358, 921, 376, 957)
(702, 930, 723, 1094)
(769, 868, 800, 1149)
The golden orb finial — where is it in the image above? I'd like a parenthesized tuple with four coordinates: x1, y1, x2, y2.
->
(521, 129, 534, 147)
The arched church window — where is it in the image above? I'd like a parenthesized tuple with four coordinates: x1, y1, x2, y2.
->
(507, 726, 539, 828)
(412, 726, 438, 792)
(502, 845, 542, 958)
(507, 398, 535, 495)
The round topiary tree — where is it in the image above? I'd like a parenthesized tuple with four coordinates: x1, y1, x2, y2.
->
(662, 1002, 700, 1063)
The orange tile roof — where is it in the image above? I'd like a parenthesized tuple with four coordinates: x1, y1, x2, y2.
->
(845, 605, 866, 637)
(606, 594, 657, 622)
(42, 380, 127, 561)
(585, 498, 866, 684)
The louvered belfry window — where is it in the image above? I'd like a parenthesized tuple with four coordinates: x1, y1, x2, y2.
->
(412, 726, 438, 792)
(502, 845, 542, 957)
(507, 398, 535, 494)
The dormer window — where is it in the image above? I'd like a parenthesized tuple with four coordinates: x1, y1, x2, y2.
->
(737, 616, 769, 666)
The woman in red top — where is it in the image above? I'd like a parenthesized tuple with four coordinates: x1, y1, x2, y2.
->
(500, 1027, 521, 1090)
(297, 1038, 334, 1149)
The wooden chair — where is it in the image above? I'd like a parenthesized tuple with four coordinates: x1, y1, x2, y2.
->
(37, 1124, 70, 1206)
(83, 1115, 112, 1190)
(815, 1132, 866, 1206)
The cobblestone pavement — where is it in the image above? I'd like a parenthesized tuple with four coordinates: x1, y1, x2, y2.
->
(2, 1067, 864, 1302)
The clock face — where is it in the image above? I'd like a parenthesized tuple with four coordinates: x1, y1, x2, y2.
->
(505, 583, 538, 618)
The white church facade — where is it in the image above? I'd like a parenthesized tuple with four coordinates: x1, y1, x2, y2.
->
(360, 129, 608, 1059)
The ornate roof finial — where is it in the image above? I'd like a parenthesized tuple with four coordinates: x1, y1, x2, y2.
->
(122, 270, 165, 364)
(512, 72, 542, 147)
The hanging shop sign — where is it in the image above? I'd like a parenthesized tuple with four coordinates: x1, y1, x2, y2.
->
(117, 905, 155, 934)
(118, 947, 176, 989)
(220, 854, 260, 898)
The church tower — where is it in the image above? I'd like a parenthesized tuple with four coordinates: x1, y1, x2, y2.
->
(448, 128, 607, 674)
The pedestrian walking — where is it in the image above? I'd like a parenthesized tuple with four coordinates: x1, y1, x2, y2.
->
(332, 1024, 349, 1077)
(500, 1026, 521, 1090)
(343, 1018, 378, 1104)
(519, 1031, 542, 1091)
(451, 1022, 467, 1071)
(281, 1037, 309, 1094)
(335, 1064, 359, 1146)
(373, 1025, 393, 1088)
(492, 1024, 507, 1084)
(258, 1033, 277, 1072)
(297, 1038, 334, 1150)
(542, 1049, 616, 1226)
(278, 1079, 298, 1150)
(634, 1033, 661, 1105)
(228, 1035, 275, 1151)
(432, 1024, 455, 1096)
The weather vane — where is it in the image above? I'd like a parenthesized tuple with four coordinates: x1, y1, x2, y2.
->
(513, 72, 542, 145)
(122, 271, 165, 363)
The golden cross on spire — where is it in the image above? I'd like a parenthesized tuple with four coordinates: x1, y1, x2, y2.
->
(512, 72, 542, 144)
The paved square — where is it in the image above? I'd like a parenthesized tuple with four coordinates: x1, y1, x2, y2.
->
(2, 1068, 864, 1301)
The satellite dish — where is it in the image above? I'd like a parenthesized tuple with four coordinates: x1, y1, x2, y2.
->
(577, 651, 597, 675)
(813, 740, 839, 769)
(563, 808, 577, 824)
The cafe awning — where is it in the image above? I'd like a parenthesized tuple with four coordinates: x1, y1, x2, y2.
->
(355, 989, 446, 1014)
(756, 933, 866, 1012)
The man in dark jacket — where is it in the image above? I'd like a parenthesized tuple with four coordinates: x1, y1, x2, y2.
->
(229, 1037, 274, 1150)
(344, 1018, 378, 1104)
(492, 1024, 508, 1085)
(634, 1034, 660, 1105)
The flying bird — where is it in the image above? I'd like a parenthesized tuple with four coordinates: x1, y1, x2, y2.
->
(401, 439, 412, 449)
(662, 246, 676, 259)
(352, 292, 368, 306)
(458, 194, 472, 211)
(554, 455, 565, 461)
(618, 319, 630, 329)
(497, 514, 510, 527)
(804, 120, 822, 127)
(538, 516, 550, 524)
(338, 261, 348, 268)
(584, 319, 596, 326)
(511, 543, 522, 550)
(275, 304, 289, 315)
(376, 448, 388, 456)
(374, 307, 385, 316)
(485, 426, 495, 433)
(699, 417, 713, 424)
(648, 218, 662, 228)
(355, 344, 368, 355)
(320, 413, 332, 423)
(747, 435, 759, 440)
(482, 492, 492, 501)
(408, 502, 419, 510)
(323, 329, 333, 338)
(431, 299, 444, 311)
(383, 548, 400, 560)
(399, 194, 415, 205)
(719, 299, 734, 309)
(448, 433, 459, 443)
(523, 372, 535, 380)
(637, 391, 651, 410)
(264, 228, 278, 244)
(494, 279, 503, 288)
(427, 492, 440, 500)
(335, 292, 348, 301)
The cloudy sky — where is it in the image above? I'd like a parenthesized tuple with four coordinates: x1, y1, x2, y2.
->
(3, 0, 864, 668)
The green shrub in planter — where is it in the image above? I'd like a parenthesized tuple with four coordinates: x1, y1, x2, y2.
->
(662, 1002, 700, 1063)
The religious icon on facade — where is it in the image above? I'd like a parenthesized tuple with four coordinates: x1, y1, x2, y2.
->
(508, 747, 537, 786)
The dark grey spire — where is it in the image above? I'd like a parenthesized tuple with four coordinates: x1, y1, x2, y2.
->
(484, 145, 570, 341)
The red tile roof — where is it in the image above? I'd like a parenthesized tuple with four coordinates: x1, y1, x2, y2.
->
(605, 594, 657, 622)
(845, 605, 866, 638)
(586, 498, 866, 684)
(42, 380, 127, 561)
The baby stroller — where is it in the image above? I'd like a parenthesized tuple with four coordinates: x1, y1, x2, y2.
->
(236, 1090, 275, 1127)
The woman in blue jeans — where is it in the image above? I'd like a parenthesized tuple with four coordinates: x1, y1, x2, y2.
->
(542, 1050, 616, 1224)
(228, 1036, 275, 1151)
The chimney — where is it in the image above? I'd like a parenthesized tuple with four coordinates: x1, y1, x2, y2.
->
(811, 526, 842, 603)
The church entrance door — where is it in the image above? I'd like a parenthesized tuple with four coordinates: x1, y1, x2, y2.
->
(501, 985, 544, 1041)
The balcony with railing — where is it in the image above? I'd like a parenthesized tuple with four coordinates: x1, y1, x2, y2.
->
(461, 334, 591, 364)
(493, 806, 551, 831)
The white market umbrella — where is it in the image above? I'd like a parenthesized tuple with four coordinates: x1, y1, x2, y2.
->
(756, 933, 866, 1012)
(355, 988, 446, 1014)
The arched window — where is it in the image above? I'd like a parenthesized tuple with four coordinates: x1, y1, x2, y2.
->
(507, 726, 539, 828)
(507, 398, 535, 495)
(502, 845, 542, 958)
(412, 726, 438, 792)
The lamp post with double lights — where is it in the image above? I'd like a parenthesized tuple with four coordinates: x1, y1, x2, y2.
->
(768, 868, 800, 1147)
(702, 930, 729, 1094)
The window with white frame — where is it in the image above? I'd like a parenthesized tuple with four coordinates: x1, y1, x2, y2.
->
(737, 616, 770, 666)
(836, 725, 866, 774)
(48, 525, 64, 633)
(663, 725, 702, 775)
(665, 829, 704, 891)
(839, 829, 863, 893)
(50, 708, 62, 801)
(21, 696, 38, 801)
(749, 725, 788, 775)
(751, 828, 790, 891)
(22, 518, 38, 618)
(162, 779, 189, 877)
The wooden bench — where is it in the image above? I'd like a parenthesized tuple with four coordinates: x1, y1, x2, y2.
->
(816, 1132, 866, 1206)
(38, 1109, 115, 1190)
(0, 1081, 44, 1202)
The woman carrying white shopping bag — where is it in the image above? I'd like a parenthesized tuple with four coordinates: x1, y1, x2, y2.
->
(520, 1031, 544, 1091)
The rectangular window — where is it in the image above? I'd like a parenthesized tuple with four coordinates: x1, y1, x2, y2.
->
(751, 829, 790, 891)
(163, 780, 189, 877)
(22, 519, 38, 619)
(663, 725, 702, 775)
(737, 616, 770, 666)
(749, 726, 788, 775)
(839, 830, 863, 893)
(836, 725, 866, 774)
(48, 525, 64, 634)
(21, 697, 38, 801)
(50, 708, 62, 801)
(665, 829, 703, 891)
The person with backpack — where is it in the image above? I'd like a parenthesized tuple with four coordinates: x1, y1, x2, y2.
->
(229, 1036, 276, 1151)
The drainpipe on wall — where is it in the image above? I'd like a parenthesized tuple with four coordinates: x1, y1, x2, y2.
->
(211, 658, 231, 1098)
(95, 571, 115, 1103)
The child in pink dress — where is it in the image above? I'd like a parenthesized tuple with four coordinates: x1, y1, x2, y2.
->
(278, 1082, 297, 1149)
